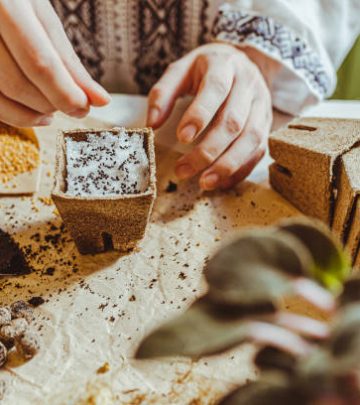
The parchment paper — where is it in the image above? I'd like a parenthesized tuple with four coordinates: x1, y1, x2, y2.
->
(0, 127, 42, 195)
(0, 104, 319, 405)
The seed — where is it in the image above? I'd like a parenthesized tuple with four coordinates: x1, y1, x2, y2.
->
(0, 308, 11, 326)
(0, 318, 28, 340)
(10, 301, 33, 323)
(16, 330, 40, 359)
(38, 196, 53, 206)
(0, 132, 39, 184)
(0, 341, 7, 367)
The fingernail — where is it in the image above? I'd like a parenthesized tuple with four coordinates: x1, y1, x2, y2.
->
(93, 81, 112, 102)
(176, 164, 195, 180)
(147, 107, 160, 127)
(36, 115, 53, 126)
(179, 124, 197, 143)
(201, 173, 220, 190)
(68, 108, 89, 118)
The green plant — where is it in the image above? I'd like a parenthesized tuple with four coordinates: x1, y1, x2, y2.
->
(136, 219, 360, 404)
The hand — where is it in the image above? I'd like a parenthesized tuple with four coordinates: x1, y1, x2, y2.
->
(147, 43, 272, 190)
(0, 0, 111, 127)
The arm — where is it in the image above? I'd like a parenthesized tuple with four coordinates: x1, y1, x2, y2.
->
(146, 0, 360, 190)
(0, 0, 110, 127)
(213, 0, 360, 114)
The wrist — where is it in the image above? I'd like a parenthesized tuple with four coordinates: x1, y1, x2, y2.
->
(238, 45, 280, 89)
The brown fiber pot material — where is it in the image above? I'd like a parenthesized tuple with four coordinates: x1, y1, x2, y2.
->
(332, 152, 358, 242)
(336, 147, 360, 265)
(52, 127, 156, 254)
(269, 117, 360, 224)
(269, 117, 360, 265)
(347, 197, 360, 267)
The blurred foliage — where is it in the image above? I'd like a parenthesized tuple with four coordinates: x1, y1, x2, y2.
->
(136, 219, 360, 404)
(333, 36, 360, 100)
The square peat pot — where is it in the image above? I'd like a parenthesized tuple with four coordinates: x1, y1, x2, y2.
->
(52, 127, 157, 254)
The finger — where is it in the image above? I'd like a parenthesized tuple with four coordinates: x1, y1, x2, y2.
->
(176, 55, 235, 144)
(34, 0, 111, 107)
(198, 96, 271, 190)
(0, 1, 89, 115)
(147, 56, 194, 128)
(274, 313, 329, 340)
(0, 38, 55, 115)
(0, 92, 53, 127)
(175, 75, 254, 181)
(218, 146, 266, 190)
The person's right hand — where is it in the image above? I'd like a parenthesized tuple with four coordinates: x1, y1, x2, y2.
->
(0, 0, 111, 127)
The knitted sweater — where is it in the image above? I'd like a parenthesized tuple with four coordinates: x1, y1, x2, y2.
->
(50, 0, 360, 114)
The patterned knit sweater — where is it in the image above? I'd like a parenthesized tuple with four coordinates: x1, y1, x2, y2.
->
(50, 0, 360, 114)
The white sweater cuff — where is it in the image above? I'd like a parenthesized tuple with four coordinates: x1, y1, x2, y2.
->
(211, 6, 336, 115)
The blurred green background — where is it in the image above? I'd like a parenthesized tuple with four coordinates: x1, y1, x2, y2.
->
(333, 36, 360, 100)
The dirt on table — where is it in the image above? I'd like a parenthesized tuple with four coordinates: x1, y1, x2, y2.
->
(0, 114, 308, 405)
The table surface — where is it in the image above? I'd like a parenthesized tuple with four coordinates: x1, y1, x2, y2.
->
(0, 98, 359, 405)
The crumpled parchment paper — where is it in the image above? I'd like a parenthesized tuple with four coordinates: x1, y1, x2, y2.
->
(0, 113, 317, 405)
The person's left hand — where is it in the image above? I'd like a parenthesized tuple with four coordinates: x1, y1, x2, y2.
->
(147, 43, 273, 190)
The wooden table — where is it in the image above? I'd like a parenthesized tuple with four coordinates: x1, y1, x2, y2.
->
(0, 98, 359, 405)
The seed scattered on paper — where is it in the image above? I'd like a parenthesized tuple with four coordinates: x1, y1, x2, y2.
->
(96, 362, 110, 374)
(38, 196, 53, 206)
(28, 297, 45, 308)
(165, 181, 177, 193)
(65, 129, 150, 196)
(0, 132, 39, 184)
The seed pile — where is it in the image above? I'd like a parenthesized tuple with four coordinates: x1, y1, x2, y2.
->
(0, 132, 39, 184)
(65, 129, 150, 196)
(0, 300, 40, 366)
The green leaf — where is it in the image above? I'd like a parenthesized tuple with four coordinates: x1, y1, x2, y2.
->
(329, 303, 360, 363)
(339, 278, 360, 306)
(297, 304, 360, 376)
(277, 219, 351, 292)
(135, 298, 250, 359)
(254, 346, 297, 375)
(204, 230, 311, 307)
(297, 348, 333, 377)
(220, 381, 303, 405)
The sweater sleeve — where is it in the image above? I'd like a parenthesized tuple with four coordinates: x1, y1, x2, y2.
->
(211, 0, 360, 115)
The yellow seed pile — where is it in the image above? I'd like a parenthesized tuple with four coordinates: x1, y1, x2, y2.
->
(0, 132, 39, 183)
(38, 196, 53, 206)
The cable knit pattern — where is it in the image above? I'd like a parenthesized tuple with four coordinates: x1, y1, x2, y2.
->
(50, 0, 106, 81)
(51, 0, 211, 94)
(48, 0, 349, 110)
(212, 8, 332, 99)
(131, 0, 210, 94)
